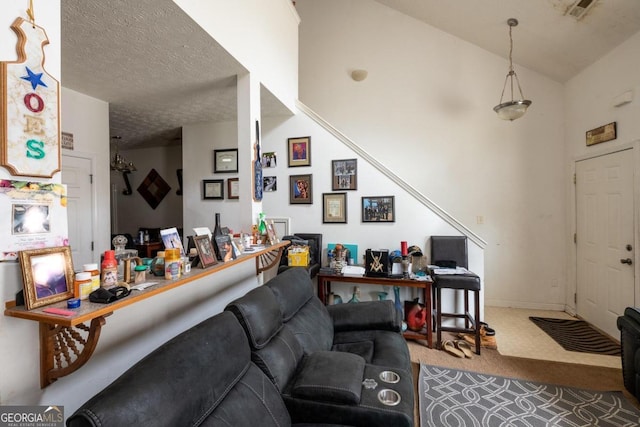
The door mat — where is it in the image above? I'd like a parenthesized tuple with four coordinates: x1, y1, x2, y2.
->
(529, 316, 620, 356)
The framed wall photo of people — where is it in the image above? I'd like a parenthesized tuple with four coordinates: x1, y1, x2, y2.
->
(194, 235, 217, 268)
(287, 136, 311, 167)
(203, 179, 224, 200)
(18, 246, 74, 310)
(289, 174, 313, 204)
(323, 192, 347, 223)
(332, 159, 357, 190)
(362, 196, 395, 223)
(214, 149, 238, 173)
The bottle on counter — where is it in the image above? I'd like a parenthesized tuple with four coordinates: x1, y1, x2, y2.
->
(74, 272, 93, 300)
(151, 251, 165, 276)
(101, 250, 118, 289)
(83, 263, 100, 293)
(164, 248, 181, 280)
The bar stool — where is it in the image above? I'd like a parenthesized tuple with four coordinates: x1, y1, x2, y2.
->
(430, 236, 481, 355)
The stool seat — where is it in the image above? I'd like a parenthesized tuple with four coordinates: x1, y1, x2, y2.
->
(432, 274, 480, 291)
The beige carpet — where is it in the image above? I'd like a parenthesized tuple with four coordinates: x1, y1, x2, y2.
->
(485, 306, 621, 369)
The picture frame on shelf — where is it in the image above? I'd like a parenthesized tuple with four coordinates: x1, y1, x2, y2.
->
(287, 136, 311, 167)
(227, 178, 239, 199)
(289, 174, 313, 204)
(332, 159, 357, 190)
(193, 235, 217, 268)
(265, 220, 280, 245)
(362, 196, 395, 223)
(323, 192, 347, 223)
(203, 179, 224, 200)
(18, 246, 74, 310)
(215, 234, 236, 262)
(214, 149, 238, 173)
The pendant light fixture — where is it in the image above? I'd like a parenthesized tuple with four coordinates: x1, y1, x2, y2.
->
(110, 136, 136, 172)
(493, 18, 531, 121)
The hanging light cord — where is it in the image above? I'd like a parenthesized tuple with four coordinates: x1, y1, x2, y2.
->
(497, 21, 527, 104)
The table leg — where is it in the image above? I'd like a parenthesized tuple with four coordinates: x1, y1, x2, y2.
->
(424, 284, 432, 348)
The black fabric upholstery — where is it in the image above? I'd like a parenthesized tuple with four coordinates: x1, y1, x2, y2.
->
(332, 329, 412, 370)
(278, 233, 323, 278)
(617, 307, 640, 400)
(328, 300, 401, 333)
(292, 351, 365, 404)
(431, 235, 468, 268)
(66, 312, 292, 427)
(268, 267, 315, 322)
(225, 285, 283, 349)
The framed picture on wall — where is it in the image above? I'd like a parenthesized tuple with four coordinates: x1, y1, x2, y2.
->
(289, 174, 313, 204)
(287, 136, 311, 167)
(214, 149, 238, 173)
(323, 192, 347, 223)
(203, 179, 224, 199)
(227, 178, 239, 199)
(362, 196, 395, 223)
(332, 159, 357, 190)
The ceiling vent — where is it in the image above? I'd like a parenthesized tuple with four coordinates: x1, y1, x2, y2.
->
(566, 0, 598, 19)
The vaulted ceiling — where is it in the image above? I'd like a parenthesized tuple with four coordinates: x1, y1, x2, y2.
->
(61, 0, 640, 149)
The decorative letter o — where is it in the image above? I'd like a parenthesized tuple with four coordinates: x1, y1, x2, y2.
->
(24, 93, 44, 113)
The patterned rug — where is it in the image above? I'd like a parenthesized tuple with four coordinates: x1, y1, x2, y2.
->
(529, 316, 621, 356)
(419, 364, 640, 427)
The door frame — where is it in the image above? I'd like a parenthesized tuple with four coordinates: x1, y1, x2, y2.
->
(61, 150, 99, 261)
(569, 140, 640, 316)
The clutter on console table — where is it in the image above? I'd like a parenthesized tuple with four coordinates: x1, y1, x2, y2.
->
(3, 241, 287, 388)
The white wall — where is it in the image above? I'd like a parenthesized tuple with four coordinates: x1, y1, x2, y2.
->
(296, 0, 566, 310)
(564, 30, 640, 311)
(114, 146, 183, 237)
(174, 0, 299, 113)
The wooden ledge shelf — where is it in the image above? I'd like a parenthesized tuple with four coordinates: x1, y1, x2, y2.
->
(4, 241, 287, 388)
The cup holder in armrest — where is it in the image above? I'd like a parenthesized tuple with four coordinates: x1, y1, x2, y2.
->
(378, 389, 401, 406)
(379, 370, 400, 384)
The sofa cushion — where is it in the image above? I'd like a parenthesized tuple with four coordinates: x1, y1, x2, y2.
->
(291, 351, 365, 404)
(328, 300, 400, 333)
(267, 267, 315, 322)
(332, 329, 412, 372)
(226, 286, 283, 350)
(252, 326, 304, 392)
(67, 312, 283, 427)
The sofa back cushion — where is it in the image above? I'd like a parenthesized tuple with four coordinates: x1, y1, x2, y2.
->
(226, 285, 304, 391)
(67, 311, 291, 427)
(267, 267, 334, 353)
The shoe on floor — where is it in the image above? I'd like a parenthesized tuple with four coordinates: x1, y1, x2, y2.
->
(454, 339, 473, 358)
(442, 340, 465, 358)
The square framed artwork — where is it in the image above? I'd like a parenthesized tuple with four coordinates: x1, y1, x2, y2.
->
(203, 179, 224, 199)
(227, 178, 239, 199)
(323, 192, 347, 223)
(287, 136, 311, 167)
(137, 169, 171, 209)
(18, 246, 74, 310)
(193, 235, 218, 268)
(262, 152, 277, 168)
(263, 176, 277, 192)
(332, 159, 357, 190)
(214, 149, 238, 173)
(289, 174, 313, 204)
(362, 196, 395, 223)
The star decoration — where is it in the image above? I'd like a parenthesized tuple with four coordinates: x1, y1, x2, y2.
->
(21, 66, 48, 90)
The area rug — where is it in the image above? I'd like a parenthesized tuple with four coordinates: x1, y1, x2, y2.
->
(419, 363, 640, 427)
(529, 316, 621, 356)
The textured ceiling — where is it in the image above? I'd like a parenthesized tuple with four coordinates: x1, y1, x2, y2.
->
(61, 0, 640, 149)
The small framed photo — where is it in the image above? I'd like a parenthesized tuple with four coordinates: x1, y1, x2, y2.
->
(263, 176, 277, 192)
(215, 234, 237, 262)
(227, 178, 239, 199)
(194, 235, 218, 268)
(203, 179, 224, 200)
(265, 220, 280, 245)
(323, 192, 347, 223)
(262, 152, 277, 168)
(287, 136, 311, 167)
(362, 196, 395, 223)
(289, 174, 313, 204)
(214, 149, 238, 173)
(18, 246, 74, 310)
(332, 159, 357, 190)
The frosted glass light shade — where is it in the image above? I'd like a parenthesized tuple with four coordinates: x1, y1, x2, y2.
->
(493, 100, 532, 121)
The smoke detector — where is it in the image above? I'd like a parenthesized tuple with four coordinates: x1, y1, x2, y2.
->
(565, 0, 598, 19)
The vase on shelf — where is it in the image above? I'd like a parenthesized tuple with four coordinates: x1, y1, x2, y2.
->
(213, 212, 223, 260)
(393, 286, 402, 314)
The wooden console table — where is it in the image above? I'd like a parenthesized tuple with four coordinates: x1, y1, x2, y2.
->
(4, 241, 287, 388)
(135, 241, 164, 258)
(317, 272, 433, 348)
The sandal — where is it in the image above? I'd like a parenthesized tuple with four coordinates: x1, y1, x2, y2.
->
(442, 340, 464, 358)
(455, 339, 474, 358)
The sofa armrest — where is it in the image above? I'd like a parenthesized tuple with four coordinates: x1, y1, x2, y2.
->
(327, 300, 401, 333)
(291, 351, 365, 404)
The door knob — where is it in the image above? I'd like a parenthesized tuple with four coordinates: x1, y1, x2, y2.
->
(620, 258, 633, 265)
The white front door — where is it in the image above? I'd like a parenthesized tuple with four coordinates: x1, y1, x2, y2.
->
(62, 153, 95, 269)
(576, 148, 635, 338)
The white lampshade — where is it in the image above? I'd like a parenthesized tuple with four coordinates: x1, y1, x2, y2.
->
(493, 100, 531, 121)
